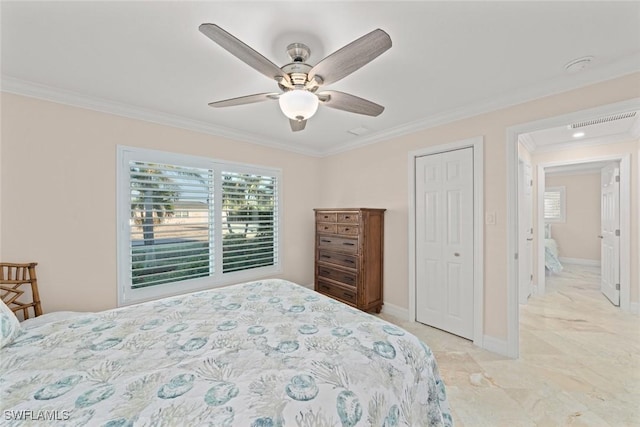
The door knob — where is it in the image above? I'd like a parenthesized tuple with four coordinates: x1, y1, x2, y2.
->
(454, 252, 460, 257)
(598, 235, 603, 239)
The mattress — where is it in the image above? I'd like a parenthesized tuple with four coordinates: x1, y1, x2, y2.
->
(545, 238, 563, 274)
(1, 279, 452, 426)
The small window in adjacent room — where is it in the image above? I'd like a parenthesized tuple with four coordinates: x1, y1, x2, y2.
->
(544, 186, 566, 223)
(117, 146, 281, 306)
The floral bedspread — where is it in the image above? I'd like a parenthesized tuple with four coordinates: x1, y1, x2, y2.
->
(1, 279, 452, 426)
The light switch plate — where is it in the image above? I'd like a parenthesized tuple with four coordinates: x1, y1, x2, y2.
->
(485, 212, 496, 225)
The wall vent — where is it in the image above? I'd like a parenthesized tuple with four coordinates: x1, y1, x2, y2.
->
(570, 112, 636, 129)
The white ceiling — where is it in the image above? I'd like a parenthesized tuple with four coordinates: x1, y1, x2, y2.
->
(520, 109, 640, 152)
(2, 1, 640, 156)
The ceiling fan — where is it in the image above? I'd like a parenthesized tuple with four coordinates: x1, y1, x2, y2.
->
(199, 23, 392, 132)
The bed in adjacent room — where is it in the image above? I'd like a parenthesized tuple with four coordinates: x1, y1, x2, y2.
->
(544, 224, 563, 274)
(1, 279, 452, 426)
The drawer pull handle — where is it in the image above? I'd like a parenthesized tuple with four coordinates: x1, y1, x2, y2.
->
(324, 226, 329, 230)
(320, 284, 330, 291)
(345, 216, 351, 219)
(344, 276, 353, 282)
(321, 270, 330, 275)
(321, 255, 331, 259)
(321, 239, 332, 243)
(343, 242, 355, 246)
(343, 292, 353, 298)
(344, 228, 350, 231)
(345, 259, 355, 264)
(323, 215, 329, 219)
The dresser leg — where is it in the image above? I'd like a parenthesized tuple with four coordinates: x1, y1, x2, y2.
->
(375, 305, 381, 314)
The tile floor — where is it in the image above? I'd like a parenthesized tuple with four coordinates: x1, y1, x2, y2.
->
(379, 264, 640, 426)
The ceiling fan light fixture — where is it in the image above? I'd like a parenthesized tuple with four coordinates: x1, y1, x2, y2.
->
(279, 89, 319, 121)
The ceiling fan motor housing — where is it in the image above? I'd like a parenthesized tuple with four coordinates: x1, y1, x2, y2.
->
(199, 23, 392, 132)
(286, 43, 311, 62)
(280, 62, 314, 89)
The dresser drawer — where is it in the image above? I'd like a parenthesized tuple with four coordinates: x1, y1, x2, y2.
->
(318, 250, 358, 269)
(337, 224, 358, 236)
(317, 223, 337, 234)
(316, 212, 337, 223)
(317, 280, 357, 305)
(317, 235, 358, 253)
(317, 265, 357, 287)
(338, 212, 359, 223)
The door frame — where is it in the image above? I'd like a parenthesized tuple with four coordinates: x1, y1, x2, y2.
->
(518, 157, 534, 303)
(535, 156, 629, 299)
(408, 136, 484, 347)
(506, 98, 639, 358)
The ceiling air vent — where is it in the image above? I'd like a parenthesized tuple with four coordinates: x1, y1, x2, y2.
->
(570, 112, 637, 129)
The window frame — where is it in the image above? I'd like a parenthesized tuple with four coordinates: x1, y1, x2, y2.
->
(543, 186, 566, 223)
(117, 146, 282, 306)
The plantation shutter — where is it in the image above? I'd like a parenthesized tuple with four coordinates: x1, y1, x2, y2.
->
(128, 161, 214, 288)
(544, 187, 565, 222)
(221, 171, 278, 272)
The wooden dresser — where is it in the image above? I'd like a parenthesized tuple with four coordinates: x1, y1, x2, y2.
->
(314, 208, 385, 313)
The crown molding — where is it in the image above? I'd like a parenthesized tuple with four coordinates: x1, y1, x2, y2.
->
(3, 51, 639, 159)
(321, 56, 640, 156)
(0, 76, 325, 157)
(518, 133, 536, 153)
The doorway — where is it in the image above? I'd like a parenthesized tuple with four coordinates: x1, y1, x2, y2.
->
(408, 136, 484, 346)
(506, 98, 639, 358)
(518, 157, 534, 304)
(415, 147, 474, 339)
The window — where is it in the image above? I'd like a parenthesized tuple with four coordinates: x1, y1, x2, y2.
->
(544, 186, 566, 223)
(117, 146, 280, 305)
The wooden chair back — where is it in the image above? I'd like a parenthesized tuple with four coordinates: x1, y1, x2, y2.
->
(0, 262, 43, 319)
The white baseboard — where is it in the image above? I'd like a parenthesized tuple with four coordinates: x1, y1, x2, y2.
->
(559, 257, 600, 267)
(482, 335, 509, 357)
(381, 302, 409, 320)
(630, 302, 639, 315)
(302, 283, 314, 290)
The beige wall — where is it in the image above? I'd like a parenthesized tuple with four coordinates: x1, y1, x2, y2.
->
(545, 173, 601, 261)
(318, 73, 640, 340)
(2, 72, 639, 342)
(0, 93, 319, 312)
(533, 139, 640, 305)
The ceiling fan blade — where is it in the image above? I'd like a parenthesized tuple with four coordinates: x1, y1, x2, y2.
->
(199, 23, 290, 85)
(308, 29, 391, 86)
(318, 91, 384, 116)
(208, 93, 279, 108)
(289, 119, 307, 132)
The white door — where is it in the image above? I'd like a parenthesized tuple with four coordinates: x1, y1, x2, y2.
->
(518, 160, 534, 303)
(600, 163, 620, 306)
(415, 147, 474, 339)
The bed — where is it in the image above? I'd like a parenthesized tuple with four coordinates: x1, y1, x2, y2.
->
(1, 279, 452, 426)
(544, 224, 563, 274)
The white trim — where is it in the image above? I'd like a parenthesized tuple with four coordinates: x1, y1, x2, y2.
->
(116, 145, 283, 306)
(381, 302, 409, 320)
(408, 136, 484, 349)
(2, 77, 324, 158)
(558, 257, 601, 267)
(482, 335, 509, 357)
(537, 154, 631, 309)
(4, 64, 639, 158)
(506, 98, 640, 359)
(536, 165, 547, 296)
